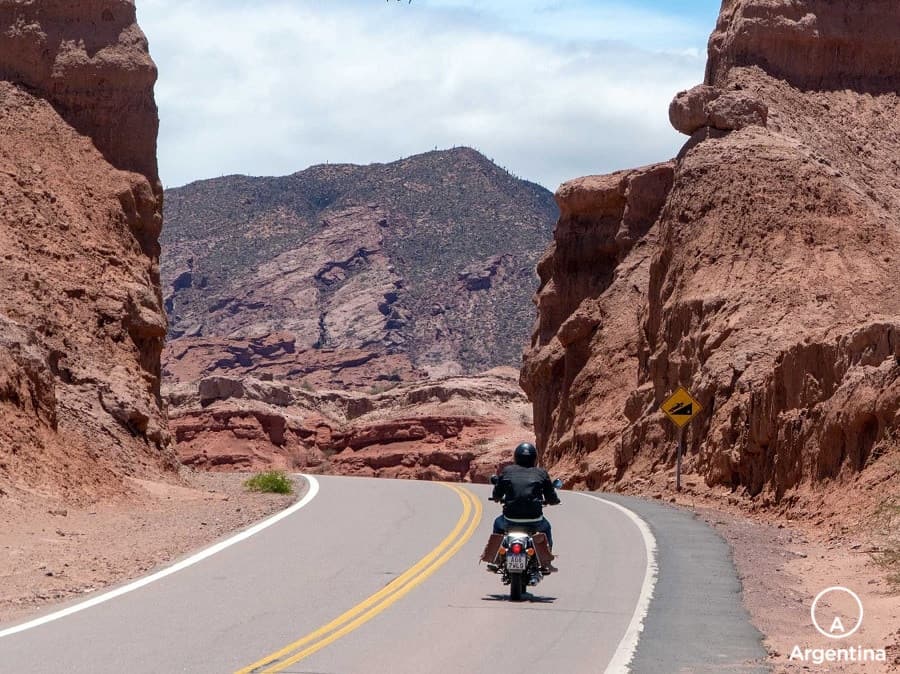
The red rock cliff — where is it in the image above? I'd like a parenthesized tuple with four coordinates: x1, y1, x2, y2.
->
(522, 0, 900, 507)
(706, 0, 900, 93)
(0, 0, 173, 497)
(0, 0, 160, 185)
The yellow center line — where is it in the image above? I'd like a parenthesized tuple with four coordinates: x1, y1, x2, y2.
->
(235, 483, 482, 674)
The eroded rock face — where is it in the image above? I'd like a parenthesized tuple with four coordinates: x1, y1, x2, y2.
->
(0, 0, 159, 182)
(167, 368, 532, 481)
(530, 163, 674, 347)
(520, 163, 675, 485)
(622, 116, 900, 498)
(0, 3, 172, 497)
(523, 0, 900, 506)
(706, 0, 900, 92)
(670, 85, 768, 136)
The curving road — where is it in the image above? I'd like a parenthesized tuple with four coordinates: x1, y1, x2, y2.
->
(0, 475, 767, 673)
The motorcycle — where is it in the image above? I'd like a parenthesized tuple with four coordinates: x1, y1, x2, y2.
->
(483, 476, 563, 602)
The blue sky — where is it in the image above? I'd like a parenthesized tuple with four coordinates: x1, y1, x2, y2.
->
(423, 0, 719, 46)
(137, 0, 722, 190)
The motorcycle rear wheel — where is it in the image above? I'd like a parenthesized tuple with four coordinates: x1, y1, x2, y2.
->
(509, 573, 524, 602)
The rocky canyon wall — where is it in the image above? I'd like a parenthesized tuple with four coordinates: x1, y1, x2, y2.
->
(0, 0, 173, 498)
(0, 0, 160, 184)
(522, 0, 900, 508)
(706, 0, 900, 93)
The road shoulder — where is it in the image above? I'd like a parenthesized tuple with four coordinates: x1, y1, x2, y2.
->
(0, 471, 301, 625)
(598, 493, 769, 673)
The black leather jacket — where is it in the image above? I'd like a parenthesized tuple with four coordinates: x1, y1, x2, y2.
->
(491, 464, 560, 520)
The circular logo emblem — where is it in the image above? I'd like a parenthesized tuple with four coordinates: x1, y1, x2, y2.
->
(811, 587, 864, 640)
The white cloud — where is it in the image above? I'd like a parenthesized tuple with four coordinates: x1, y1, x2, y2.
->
(137, 0, 709, 190)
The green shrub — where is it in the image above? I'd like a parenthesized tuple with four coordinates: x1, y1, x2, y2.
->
(244, 471, 293, 494)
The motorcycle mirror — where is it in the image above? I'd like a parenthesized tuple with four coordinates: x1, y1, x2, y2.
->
(489, 475, 499, 485)
(553, 478, 563, 489)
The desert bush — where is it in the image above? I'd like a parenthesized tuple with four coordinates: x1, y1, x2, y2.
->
(244, 471, 293, 494)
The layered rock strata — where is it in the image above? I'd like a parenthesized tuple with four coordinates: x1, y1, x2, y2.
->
(167, 368, 531, 482)
(163, 333, 424, 393)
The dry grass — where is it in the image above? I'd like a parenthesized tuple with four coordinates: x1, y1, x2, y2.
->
(871, 496, 900, 590)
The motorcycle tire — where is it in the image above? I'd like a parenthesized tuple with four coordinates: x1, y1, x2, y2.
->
(509, 573, 524, 602)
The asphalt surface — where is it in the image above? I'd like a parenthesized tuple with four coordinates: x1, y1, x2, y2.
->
(601, 494, 769, 673)
(0, 476, 768, 673)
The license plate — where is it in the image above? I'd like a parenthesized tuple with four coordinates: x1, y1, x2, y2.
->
(506, 554, 528, 571)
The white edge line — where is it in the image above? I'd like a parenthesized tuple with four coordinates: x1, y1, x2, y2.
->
(0, 473, 320, 639)
(578, 492, 658, 674)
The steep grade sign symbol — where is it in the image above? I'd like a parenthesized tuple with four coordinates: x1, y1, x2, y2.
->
(669, 401, 693, 416)
(662, 387, 702, 428)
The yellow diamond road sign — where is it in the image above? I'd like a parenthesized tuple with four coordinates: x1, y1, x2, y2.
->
(662, 387, 702, 428)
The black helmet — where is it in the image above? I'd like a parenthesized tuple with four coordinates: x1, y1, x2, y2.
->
(513, 442, 537, 467)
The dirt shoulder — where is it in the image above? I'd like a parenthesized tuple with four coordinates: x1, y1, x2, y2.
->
(0, 471, 301, 625)
(685, 501, 900, 673)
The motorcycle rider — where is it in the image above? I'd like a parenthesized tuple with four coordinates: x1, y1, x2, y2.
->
(491, 442, 560, 569)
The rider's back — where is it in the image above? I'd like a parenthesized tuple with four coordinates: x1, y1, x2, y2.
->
(495, 464, 558, 520)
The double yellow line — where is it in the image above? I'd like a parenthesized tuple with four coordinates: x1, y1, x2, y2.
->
(235, 483, 482, 674)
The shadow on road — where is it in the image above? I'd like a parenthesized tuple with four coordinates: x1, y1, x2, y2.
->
(482, 593, 557, 604)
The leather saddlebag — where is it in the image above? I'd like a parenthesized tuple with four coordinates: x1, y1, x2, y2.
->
(480, 533, 503, 563)
(532, 532, 553, 566)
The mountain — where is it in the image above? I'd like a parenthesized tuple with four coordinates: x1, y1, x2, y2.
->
(522, 0, 900, 516)
(161, 148, 557, 384)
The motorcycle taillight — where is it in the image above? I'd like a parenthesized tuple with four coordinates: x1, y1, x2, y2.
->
(510, 542, 523, 554)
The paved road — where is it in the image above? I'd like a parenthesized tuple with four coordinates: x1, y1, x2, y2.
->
(0, 476, 767, 673)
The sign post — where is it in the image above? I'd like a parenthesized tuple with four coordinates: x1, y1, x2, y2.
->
(661, 386, 703, 491)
